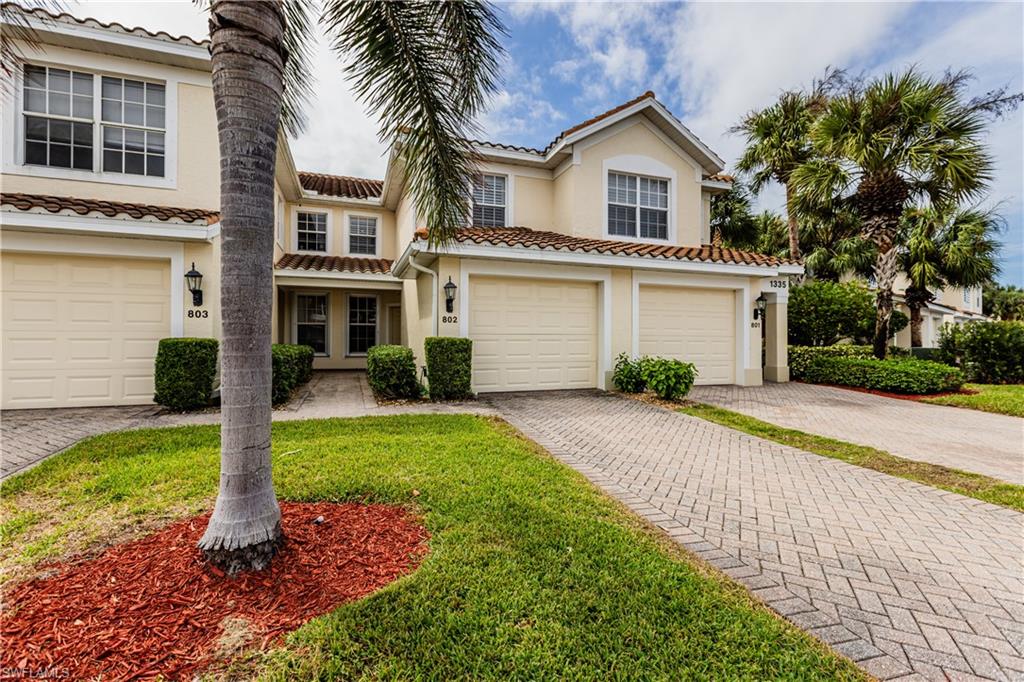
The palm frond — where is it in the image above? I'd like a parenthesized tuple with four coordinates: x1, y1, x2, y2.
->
(321, 0, 504, 247)
(1, 1, 65, 96)
(279, 0, 316, 137)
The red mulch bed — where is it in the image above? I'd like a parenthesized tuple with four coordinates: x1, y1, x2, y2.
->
(797, 381, 978, 402)
(1, 501, 429, 681)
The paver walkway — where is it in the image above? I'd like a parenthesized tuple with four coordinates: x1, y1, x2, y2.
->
(691, 382, 1024, 485)
(490, 390, 1024, 682)
(1, 371, 492, 480)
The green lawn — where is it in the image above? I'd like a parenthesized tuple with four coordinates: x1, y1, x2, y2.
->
(1, 415, 862, 680)
(679, 403, 1024, 512)
(921, 383, 1024, 417)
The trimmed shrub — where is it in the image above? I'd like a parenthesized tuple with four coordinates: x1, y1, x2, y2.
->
(425, 337, 473, 400)
(154, 338, 218, 411)
(788, 345, 874, 380)
(640, 357, 698, 401)
(788, 281, 908, 346)
(804, 357, 964, 394)
(367, 345, 421, 399)
(612, 353, 647, 393)
(271, 344, 315, 405)
(938, 320, 1024, 384)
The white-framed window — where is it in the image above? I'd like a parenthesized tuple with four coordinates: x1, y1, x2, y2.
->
(296, 211, 328, 252)
(296, 293, 328, 355)
(21, 63, 166, 177)
(347, 295, 377, 356)
(607, 171, 668, 240)
(471, 173, 506, 227)
(22, 64, 94, 170)
(348, 215, 377, 255)
(963, 287, 971, 305)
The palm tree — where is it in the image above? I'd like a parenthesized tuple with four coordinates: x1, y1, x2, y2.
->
(199, 0, 503, 574)
(731, 71, 842, 260)
(791, 69, 1004, 358)
(800, 207, 875, 282)
(900, 206, 1000, 346)
(709, 182, 757, 249)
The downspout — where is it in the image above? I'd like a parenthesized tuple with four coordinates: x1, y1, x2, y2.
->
(407, 250, 438, 336)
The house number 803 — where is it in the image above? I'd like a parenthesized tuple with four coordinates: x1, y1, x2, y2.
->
(188, 309, 209, 319)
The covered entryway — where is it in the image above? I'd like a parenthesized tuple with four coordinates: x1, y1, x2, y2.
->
(1, 252, 171, 408)
(469, 275, 598, 392)
(638, 285, 736, 384)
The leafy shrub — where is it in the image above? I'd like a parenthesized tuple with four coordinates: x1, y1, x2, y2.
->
(154, 338, 218, 411)
(271, 344, 315, 405)
(425, 337, 473, 400)
(788, 281, 907, 346)
(612, 353, 647, 393)
(804, 357, 964, 394)
(938, 321, 1024, 384)
(640, 357, 698, 401)
(367, 345, 421, 399)
(788, 345, 874, 380)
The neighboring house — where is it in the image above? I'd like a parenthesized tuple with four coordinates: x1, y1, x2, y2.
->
(889, 277, 986, 349)
(0, 5, 801, 410)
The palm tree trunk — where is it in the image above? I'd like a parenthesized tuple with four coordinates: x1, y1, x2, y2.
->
(908, 302, 923, 348)
(872, 247, 899, 359)
(784, 184, 801, 261)
(198, 0, 285, 574)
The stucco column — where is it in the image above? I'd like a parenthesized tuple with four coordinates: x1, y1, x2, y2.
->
(763, 288, 789, 383)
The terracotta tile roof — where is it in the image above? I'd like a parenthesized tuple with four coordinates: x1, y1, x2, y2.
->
(704, 173, 735, 183)
(549, 91, 657, 150)
(2, 2, 208, 47)
(275, 253, 393, 275)
(1, 192, 218, 224)
(298, 172, 383, 200)
(415, 226, 798, 267)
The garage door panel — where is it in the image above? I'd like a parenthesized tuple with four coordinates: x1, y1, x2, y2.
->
(2, 253, 170, 408)
(639, 285, 736, 385)
(469, 276, 598, 392)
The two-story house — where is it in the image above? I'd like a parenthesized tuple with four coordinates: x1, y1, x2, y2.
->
(889, 277, 987, 349)
(0, 5, 801, 409)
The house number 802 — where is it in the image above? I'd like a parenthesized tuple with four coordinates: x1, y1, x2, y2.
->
(442, 315, 458, 324)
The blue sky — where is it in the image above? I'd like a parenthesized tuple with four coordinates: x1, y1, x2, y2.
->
(82, 1, 1024, 285)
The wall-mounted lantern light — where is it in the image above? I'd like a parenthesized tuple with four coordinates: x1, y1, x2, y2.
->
(753, 293, 768, 320)
(185, 262, 203, 306)
(443, 276, 457, 313)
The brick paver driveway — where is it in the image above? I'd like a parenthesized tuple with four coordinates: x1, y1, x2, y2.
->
(490, 391, 1024, 681)
(691, 383, 1024, 485)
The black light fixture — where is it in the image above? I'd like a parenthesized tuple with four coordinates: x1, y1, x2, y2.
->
(443, 276, 457, 313)
(185, 262, 203, 306)
(754, 293, 768, 320)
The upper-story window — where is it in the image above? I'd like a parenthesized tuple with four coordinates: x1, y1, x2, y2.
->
(23, 65, 94, 170)
(100, 76, 165, 177)
(471, 173, 506, 227)
(607, 172, 668, 240)
(297, 211, 328, 252)
(963, 288, 971, 305)
(21, 64, 166, 178)
(348, 215, 377, 255)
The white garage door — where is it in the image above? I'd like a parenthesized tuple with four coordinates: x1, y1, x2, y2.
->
(639, 285, 736, 385)
(2, 253, 171, 408)
(469, 276, 598, 392)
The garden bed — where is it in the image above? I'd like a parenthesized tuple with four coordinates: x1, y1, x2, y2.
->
(2, 501, 428, 681)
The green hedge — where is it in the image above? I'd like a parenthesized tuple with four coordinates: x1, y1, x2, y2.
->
(425, 337, 472, 400)
(367, 345, 421, 399)
(271, 344, 315, 405)
(612, 353, 647, 393)
(154, 338, 218, 411)
(938, 321, 1024, 384)
(789, 344, 910, 379)
(804, 357, 964, 395)
(640, 357, 697, 401)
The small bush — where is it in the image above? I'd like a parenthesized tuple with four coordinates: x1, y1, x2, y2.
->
(788, 281, 907, 346)
(271, 344, 315, 405)
(640, 357, 698, 401)
(788, 345, 874, 380)
(938, 320, 1024, 384)
(367, 345, 421, 399)
(425, 337, 473, 400)
(154, 338, 218, 411)
(804, 357, 964, 395)
(612, 353, 647, 393)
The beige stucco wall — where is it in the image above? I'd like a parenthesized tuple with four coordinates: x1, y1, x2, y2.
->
(510, 174, 554, 231)
(395, 192, 418, 252)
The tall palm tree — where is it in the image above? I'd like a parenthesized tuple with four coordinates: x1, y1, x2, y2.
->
(800, 207, 875, 282)
(198, 0, 502, 574)
(791, 69, 1000, 358)
(899, 206, 1000, 347)
(731, 71, 842, 260)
